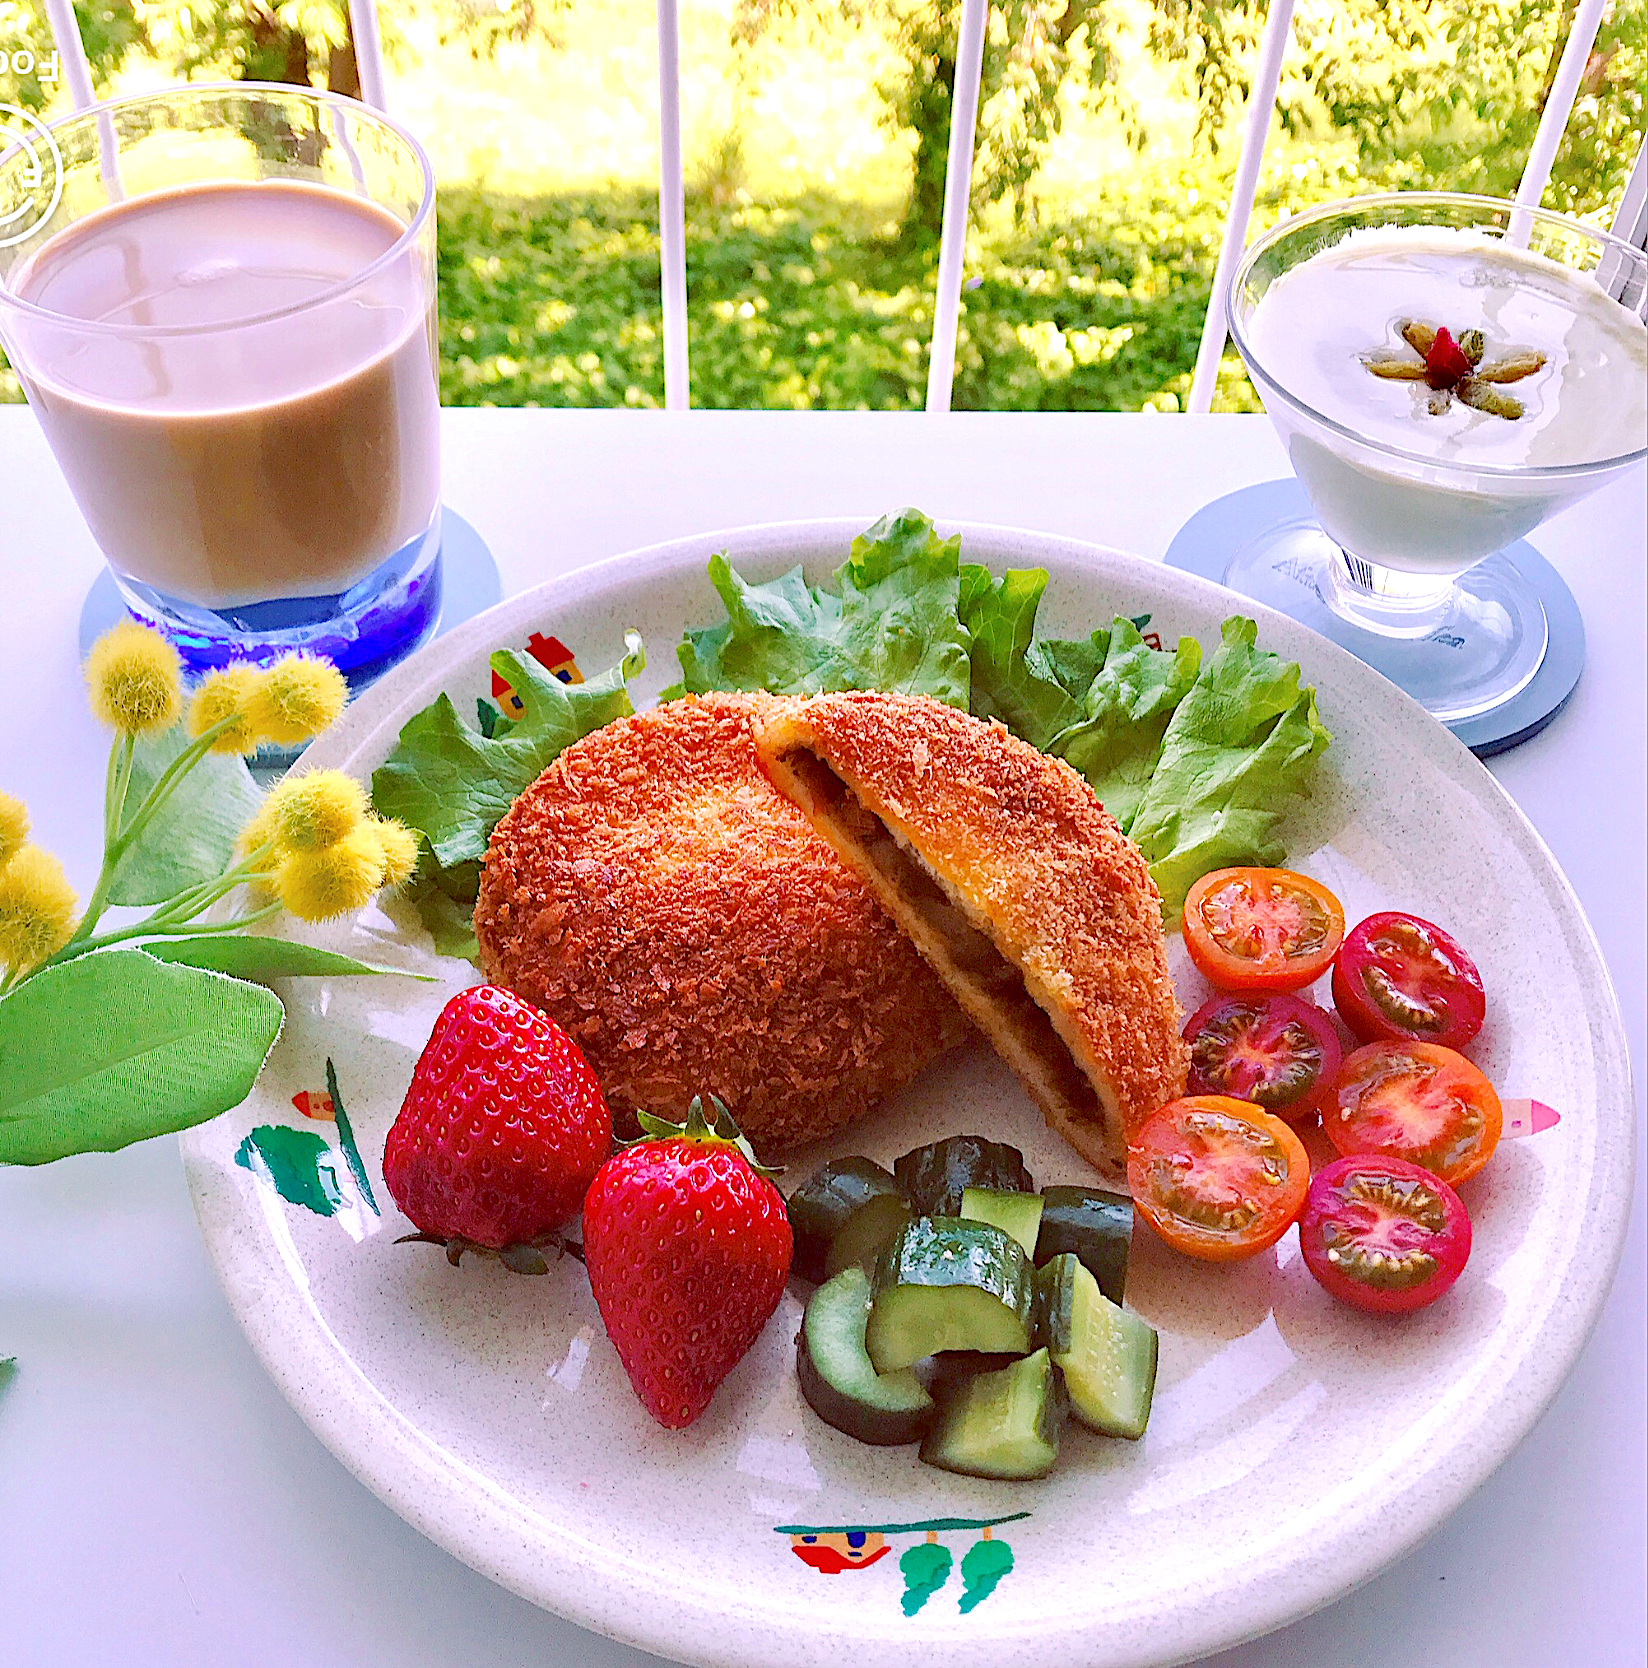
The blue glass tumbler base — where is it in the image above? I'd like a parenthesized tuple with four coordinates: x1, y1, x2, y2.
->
(108, 512, 444, 695)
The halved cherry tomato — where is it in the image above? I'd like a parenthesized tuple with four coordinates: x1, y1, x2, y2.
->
(1127, 1095, 1311, 1262)
(1183, 993, 1343, 1124)
(1183, 867, 1345, 993)
(1333, 911, 1485, 1049)
(1299, 1154, 1472, 1315)
(1323, 1040, 1501, 1185)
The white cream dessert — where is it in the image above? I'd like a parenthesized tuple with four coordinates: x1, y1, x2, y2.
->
(1244, 227, 1648, 571)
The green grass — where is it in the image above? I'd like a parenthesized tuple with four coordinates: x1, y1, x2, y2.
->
(3, 0, 1640, 413)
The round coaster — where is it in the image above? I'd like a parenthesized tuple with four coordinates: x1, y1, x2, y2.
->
(1162, 479, 1585, 756)
(78, 507, 503, 666)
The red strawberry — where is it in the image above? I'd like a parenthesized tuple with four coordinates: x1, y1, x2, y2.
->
(582, 1097, 792, 1429)
(383, 984, 611, 1261)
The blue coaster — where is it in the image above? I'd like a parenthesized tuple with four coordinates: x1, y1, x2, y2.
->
(79, 507, 502, 666)
(1162, 479, 1585, 757)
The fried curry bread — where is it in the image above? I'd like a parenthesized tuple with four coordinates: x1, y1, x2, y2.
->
(475, 691, 969, 1150)
(752, 691, 1187, 1182)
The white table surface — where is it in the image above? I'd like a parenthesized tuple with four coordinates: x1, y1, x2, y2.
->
(0, 408, 1642, 1668)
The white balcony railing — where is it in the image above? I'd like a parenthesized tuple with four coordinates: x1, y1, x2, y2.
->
(39, 0, 1648, 413)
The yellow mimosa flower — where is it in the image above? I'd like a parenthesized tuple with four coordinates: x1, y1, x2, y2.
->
(186, 665, 263, 755)
(84, 621, 183, 736)
(246, 654, 348, 748)
(367, 817, 420, 888)
(264, 770, 368, 851)
(274, 825, 387, 921)
(0, 844, 79, 971)
(0, 792, 27, 871)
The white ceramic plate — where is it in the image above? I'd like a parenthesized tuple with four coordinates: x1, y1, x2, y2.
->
(181, 520, 1633, 1668)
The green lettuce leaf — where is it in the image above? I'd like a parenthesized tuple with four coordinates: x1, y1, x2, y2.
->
(372, 632, 644, 873)
(371, 633, 644, 954)
(1128, 617, 1332, 914)
(1048, 618, 1202, 831)
(675, 508, 970, 706)
(959, 564, 1105, 748)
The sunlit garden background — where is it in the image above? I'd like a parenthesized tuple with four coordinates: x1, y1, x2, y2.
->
(2, 0, 1643, 410)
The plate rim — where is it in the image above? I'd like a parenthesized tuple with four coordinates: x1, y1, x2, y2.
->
(182, 514, 1637, 1668)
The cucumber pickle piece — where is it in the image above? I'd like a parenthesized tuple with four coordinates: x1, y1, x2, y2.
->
(796, 1266, 935, 1445)
(866, 1217, 1035, 1373)
(920, 1347, 1066, 1480)
(895, 1135, 1034, 1218)
(961, 1186, 1045, 1256)
(788, 1157, 912, 1285)
(1035, 1252, 1157, 1439)
(1035, 1185, 1134, 1305)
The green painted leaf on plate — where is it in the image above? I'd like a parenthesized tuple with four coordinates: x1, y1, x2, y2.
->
(0, 950, 284, 1166)
(108, 725, 265, 907)
(234, 1124, 343, 1216)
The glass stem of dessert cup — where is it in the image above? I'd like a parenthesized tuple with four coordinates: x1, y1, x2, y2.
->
(1327, 550, 1460, 638)
(1221, 518, 1549, 725)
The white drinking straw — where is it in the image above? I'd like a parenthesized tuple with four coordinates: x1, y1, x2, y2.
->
(1515, 0, 1608, 217)
(925, 0, 989, 413)
(656, 0, 689, 410)
(1186, 0, 1295, 415)
(346, 0, 389, 113)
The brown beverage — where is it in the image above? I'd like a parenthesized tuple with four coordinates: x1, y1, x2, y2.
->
(9, 179, 438, 608)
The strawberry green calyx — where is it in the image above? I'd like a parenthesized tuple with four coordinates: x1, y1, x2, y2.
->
(394, 1228, 585, 1274)
(630, 1093, 784, 1181)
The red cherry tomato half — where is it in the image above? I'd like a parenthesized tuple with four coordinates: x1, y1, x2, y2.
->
(1324, 1040, 1502, 1186)
(1183, 993, 1343, 1124)
(1299, 1154, 1472, 1314)
(1183, 867, 1346, 993)
(1333, 911, 1485, 1049)
(1128, 1095, 1311, 1262)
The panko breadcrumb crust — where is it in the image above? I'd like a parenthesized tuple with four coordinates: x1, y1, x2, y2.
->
(751, 691, 1188, 1181)
(474, 692, 969, 1151)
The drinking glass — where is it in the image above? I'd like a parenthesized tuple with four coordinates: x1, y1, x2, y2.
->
(0, 84, 441, 686)
(1225, 193, 1646, 725)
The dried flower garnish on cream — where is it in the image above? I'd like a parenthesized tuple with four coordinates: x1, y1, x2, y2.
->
(1363, 322, 1546, 420)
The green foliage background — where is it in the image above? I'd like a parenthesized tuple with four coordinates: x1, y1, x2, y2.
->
(1, 0, 1643, 412)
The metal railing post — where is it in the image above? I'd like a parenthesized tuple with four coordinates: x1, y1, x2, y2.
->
(1186, 0, 1295, 414)
(925, 0, 990, 413)
(656, 0, 690, 410)
(1515, 0, 1609, 216)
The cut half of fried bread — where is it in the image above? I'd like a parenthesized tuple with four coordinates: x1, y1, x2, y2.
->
(752, 691, 1188, 1183)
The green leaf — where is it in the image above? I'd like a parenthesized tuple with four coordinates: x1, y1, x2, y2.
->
(899, 1539, 953, 1616)
(1128, 617, 1332, 914)
(675, 508, 970, 706)
(1048, 618, 1202, 831)
(0, 951, 284, 1166)
(958, 1534, 1016, 1613)
(959, 563, 1103, 748)
(108, 726, 264, 907)
(139, 936, 430, 981)
(372, 632, 644, 873)
(0, 1356, 14, 1394)
(234, 1124, 343, 1216)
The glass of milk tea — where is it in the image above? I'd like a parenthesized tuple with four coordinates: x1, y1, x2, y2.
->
(1225, 193, 1646, 726)
(0, 84, 440, 686)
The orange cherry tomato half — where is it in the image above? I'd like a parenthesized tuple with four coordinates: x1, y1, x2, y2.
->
(1127, 1095, 1311, 1262)
(1323, 1040, 1502, 1186)
(1183, 868, 1346, 993)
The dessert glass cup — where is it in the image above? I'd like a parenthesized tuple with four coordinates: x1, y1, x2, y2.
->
(0, 84, 441, 688)
(1226, 193, 1647, 726)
